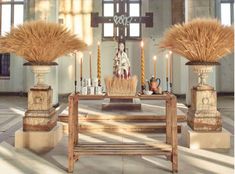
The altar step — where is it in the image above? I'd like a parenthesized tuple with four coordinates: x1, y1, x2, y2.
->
(78, 122, 182, 133)
(59, 114, 186, 123)
(59, 114, 185, 134)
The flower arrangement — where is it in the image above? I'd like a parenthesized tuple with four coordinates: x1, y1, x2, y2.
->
(159, 18, 234, 64)
(0, 20, 87, 65)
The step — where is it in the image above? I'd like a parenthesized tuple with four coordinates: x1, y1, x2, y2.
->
(61, 121, 182, 134)
(78, 122, 182, 133)
(59, 114, 187, 123)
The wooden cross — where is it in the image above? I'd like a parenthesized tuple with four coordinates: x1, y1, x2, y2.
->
(91, 0, 153, 44)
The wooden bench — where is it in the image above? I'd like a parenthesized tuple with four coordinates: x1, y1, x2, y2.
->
(67, 93, 178, 173)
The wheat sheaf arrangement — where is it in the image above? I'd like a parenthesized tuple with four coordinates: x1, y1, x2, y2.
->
(159, 18, 234, 64)
(105, 76, 138, 96)
(0, 20, 87, 65)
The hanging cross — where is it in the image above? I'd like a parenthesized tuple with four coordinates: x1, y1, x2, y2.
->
(91, 0, 153, 44)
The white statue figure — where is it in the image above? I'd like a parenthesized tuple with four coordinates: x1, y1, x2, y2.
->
(113, 43, 131, 79)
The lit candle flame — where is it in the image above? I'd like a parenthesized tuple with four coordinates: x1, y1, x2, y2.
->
(153, 55, 157, 60)
(97, 41, 100, 46)
(141, 41, 144, 47)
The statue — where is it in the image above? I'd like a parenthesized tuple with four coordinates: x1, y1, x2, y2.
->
(105, 43, 137, 96)
(113, 43, 131, 79)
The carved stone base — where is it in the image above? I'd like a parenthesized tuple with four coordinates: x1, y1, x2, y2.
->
(187, 112, 222, 131)
(23, 111, 57, 131)
(23, 87, 57, 131)
(187, 87, 222, 131)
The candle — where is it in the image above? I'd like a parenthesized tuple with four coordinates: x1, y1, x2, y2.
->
(89, 51, 92, 81)
(169, 51, 173, 84)
(165, 54, 169, 91)
(74, 52, 77, 93)
(75, 52, 77, 81)
(97, 41, 101, 86)
(153, 55, 157, 79)
(166, 54, 169, 79)
(140, 41, 145, 89)
(80, 56, 83, 81)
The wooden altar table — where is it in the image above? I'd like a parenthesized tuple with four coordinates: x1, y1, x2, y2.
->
(67, 93, 178, 173)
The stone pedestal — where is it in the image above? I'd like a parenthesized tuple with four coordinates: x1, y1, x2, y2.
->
(181, 125, 231, 149)
(15, 86, 62, 153)
(23, 87, 57, 131)
(187, 87, 222, 131)
(15, 123, 63, 153)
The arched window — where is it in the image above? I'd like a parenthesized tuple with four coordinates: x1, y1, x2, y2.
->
(0, 0, 24, 79)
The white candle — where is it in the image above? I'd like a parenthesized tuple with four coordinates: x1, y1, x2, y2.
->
(153, 55, 157, 79)
(80, 56, 83, 80)
(166, 54, 169, 79)
(89, 51, 92, 80)
(169, 51, 173, 83)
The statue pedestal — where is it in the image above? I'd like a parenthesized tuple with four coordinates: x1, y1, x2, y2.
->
(15, 123, 63, 153)
(102, 98, 141, 111)
(187, 87, 222, 131)
(181, 125, 231, 149)
(15, 86, 62, 153)
(182, 86, 230, 149)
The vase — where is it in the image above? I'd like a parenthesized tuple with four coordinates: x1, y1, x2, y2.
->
(186, 61, 220, 90)
(31, 65, 51, 88)
(23, 62, 58, 89)
(192, 65, 213, 89)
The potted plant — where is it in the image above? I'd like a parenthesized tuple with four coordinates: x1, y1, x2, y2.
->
(159, 18, 234, 88)
(0, 20, 87, 88)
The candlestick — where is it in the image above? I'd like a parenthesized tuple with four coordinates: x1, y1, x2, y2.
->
(141, 41, 145, 92)
(80, 56, 83, 83)
(89, 51, 92, 82)
(74, 52, 77, 93)
(166, 54, 169, 91)
(97, 41, 101, 86)
(153, 55, 157, 79)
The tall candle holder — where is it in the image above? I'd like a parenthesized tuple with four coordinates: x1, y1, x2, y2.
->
(166, 77, 169, 92)
(170, 82, 172, 93)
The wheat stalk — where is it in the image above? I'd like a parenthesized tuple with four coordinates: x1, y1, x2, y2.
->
(105, 76, 138, 96)
(0, 20, 87, 64)
(159, 18, 234, 63)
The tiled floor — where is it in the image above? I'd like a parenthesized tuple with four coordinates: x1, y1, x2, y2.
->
(0, 95, 234, 174)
